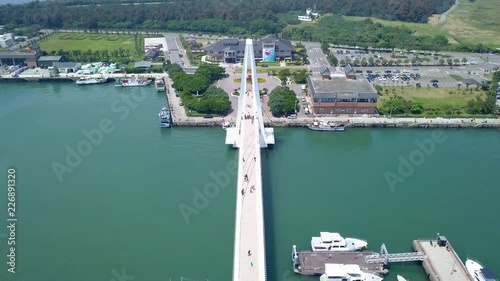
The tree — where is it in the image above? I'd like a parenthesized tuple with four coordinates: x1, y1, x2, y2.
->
(268, 86, 298, 116)
(462, 57, 468, 64)
(195, 63, 225, 83)
(196, 85, 231, 114)
(380, 95, 412, 115)
(278, 69, 291, 85)
(293, 69, 308, 84)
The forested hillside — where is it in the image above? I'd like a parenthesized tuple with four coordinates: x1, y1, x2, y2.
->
(0, 0, 455, 32)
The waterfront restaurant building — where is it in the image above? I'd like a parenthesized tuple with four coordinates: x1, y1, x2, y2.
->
(204, 38, 294, 63)
(307, 65, 379, 115)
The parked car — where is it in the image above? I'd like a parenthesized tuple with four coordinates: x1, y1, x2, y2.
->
(204, 114, 213, 119)
(288, 114, 297, 119)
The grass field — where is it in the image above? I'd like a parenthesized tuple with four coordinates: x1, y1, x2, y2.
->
(343, 16, 451, 39)
(449, 74, 463, 81)
(377, 86, 486, 109)
(443, 0, 500, 48)
(39, 33, 142, 53)
(344, 0, 500, 48)
(233, 78, 266, 83)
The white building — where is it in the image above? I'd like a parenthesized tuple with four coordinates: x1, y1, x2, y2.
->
(0, 33, 15, 48)
(298, 8, 320, 22)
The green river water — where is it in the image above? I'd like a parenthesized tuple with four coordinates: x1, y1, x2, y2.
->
(0, 82, 499, 281)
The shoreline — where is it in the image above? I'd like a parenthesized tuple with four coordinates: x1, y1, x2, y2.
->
(173, 118, 500, 128)
(2, 75, 498, 128)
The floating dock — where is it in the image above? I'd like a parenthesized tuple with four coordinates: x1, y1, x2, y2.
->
(413, 236, 472, 281)
(292, 246, 387, 277)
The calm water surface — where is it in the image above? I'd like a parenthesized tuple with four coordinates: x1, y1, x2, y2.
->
(0, 82, 499, 281)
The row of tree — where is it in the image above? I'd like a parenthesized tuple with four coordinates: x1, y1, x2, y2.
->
(0, 0, 455, 35)
(166, 63, 230, 115)
(338, 55, 469, 67)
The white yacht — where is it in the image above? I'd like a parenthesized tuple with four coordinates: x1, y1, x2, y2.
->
(397, 275, 408, 281)
(311, 232, 368, 252)
(320, 264, 383, 281)
(466, 259, 497, 281)
(76, 76, 108, 85)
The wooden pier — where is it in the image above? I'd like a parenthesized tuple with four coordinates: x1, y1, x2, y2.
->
(292, 249, 386, 277)
(413, 236, 472, 281)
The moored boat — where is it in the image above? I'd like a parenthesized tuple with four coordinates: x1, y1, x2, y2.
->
(320, 264, 383, 281)
(308, 120, 345, 131)
(115, 77, 151, 87)
(76, 76, 109, 85)
(311, 232, 368, 252)
(159, 106, 171, 128)
(397, 275, 408, 281)
(222, 121, 234, 130)
(155, 77, 166, 92)
(465, 259, 497, 281)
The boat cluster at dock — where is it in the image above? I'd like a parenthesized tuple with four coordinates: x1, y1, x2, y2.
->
(292, 231, 497, 281)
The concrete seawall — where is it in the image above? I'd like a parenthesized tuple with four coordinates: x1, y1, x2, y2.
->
(174, 118, 500, 129)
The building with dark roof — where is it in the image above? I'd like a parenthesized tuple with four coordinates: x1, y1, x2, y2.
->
(0, 44, 41, 67)
(38, 56, 63, 68)
(307, 66, 379, 115)
(54, 62, 81, 73)
(134, 61, 152, 68)
(204, 38, 294, 63)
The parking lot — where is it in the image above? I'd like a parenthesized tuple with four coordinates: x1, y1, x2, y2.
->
(355, 66, 489, 88)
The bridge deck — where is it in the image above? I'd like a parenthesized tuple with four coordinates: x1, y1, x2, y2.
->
(233, 89, 266, 281)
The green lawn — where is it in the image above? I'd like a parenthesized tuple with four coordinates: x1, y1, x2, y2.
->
(449, 74, 463, 81)
(234, 67, 307, 74)
(378, 86, 486, 110)
(343, 0, 500, 49)
(343, 16, 452, 40)
(233, 78, 266, 83)
(39, 33, 142, 53)
(443, 0, 500, 48)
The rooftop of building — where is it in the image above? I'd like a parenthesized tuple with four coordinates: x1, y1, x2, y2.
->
(308, 73, 378, 100)
(38, 56, 62, 62)
(204, 38, 294, 53)
(134, 61, 152, 68)
(0, 50, 38, 59)
(54, 62, 81, 69)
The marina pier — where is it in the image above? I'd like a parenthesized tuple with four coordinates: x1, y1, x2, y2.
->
(293, 236, 474, 281)
(413, 236, 472, 281)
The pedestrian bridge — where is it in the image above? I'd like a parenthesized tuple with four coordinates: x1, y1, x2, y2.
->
(227, 39, 274, 281)
(364, 244, 426, 264)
